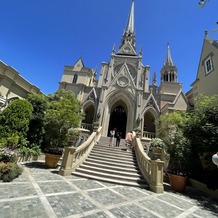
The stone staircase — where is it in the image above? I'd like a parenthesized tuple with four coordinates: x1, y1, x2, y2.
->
(72, 136, 149, 188)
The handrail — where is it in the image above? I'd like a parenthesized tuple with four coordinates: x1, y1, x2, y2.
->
(59, 126, 102, 176)
(134, 137, 164, 193)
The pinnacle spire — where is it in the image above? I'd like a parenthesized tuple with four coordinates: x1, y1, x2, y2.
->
(164, 43, 174, 66)
(119, 0, 136, 51)
(125, 0, 134, 34)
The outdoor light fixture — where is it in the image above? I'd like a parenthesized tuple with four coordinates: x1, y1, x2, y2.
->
(212, 153, 218, 167)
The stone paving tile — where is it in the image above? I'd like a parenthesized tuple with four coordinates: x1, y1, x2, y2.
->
(38, 181, 77, 194)
(11, 172, 30, 183)
(46, 193, 97, 218)
(193, 207, 218, 218)
(157, 193, 196, 210)
(0, 197, 49, 218)
(98, 181, 120, 187)
(110, 203, 159, 218)
(70, 179, 104, 190)
(83, 211, 110, 218)
(65, 175, 85, 180)
(112, 186, 149, 199)
(184, 215, 200, 218)
(139, 196, 184, 217)
(30, 172, 64, 182)
(87, 188, 126, 205)
(0, 183, 37, 199)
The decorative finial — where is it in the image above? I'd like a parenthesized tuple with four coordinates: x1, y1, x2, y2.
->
(205, 30, 208, 37)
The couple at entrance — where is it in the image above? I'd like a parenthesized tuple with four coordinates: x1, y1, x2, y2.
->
(109, 130, 134, 151)
(109, 130, 122, 147)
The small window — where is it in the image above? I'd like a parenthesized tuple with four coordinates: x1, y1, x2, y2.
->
(204, 57, 213, 75)
(72, 74, 78, 83)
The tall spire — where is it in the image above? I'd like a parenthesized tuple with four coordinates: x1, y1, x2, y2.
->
(125, 0, 134, 34)
(164, 43, 174, 66)
(161, 43, 178, 83)
(119, 0, 136, 51)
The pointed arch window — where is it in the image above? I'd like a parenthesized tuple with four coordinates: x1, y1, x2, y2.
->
(72, 74, 78, 83)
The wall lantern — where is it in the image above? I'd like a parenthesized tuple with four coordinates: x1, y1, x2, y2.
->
(212, 153, 218, 167)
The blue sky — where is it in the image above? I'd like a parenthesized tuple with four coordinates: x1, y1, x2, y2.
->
(0, 0, 218, 94)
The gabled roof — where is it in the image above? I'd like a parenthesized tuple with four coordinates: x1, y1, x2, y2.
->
(73, 57, 85, 68)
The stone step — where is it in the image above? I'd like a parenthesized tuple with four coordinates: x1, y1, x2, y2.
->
(92, 145, 135, 158)
(73, 168, 146, 185)
(83, 160, 139, 173)
(84, 158, 139, 169)
(70, 136, 148, 189)
(89, 151, 136, 162)
(79, 164, 141, 177)
(72, 171, 149, 188)
(87, 155, 137, 165)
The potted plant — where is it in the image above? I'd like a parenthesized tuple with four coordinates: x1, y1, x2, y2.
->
(150, 137, 165, 153)
(133, 127, 142, 138)
(43, 146, 63, 168)
(68, 128, 80, 146)
(93, 121, 99, 131)
(157, 111, 191, 192)
(149, 138, 170, 171)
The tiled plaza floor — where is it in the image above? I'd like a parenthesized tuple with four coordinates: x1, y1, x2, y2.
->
(0, 161, 217, 218)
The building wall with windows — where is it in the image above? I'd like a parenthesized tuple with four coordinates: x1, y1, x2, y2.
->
(0, 60, 42, 109)
(186, 32, 218, 105)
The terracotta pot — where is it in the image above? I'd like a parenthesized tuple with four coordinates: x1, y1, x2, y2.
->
(168, 173, 187, 193)
(45, 153, 62, 168)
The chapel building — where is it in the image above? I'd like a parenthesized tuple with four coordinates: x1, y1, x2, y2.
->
(59, 1, 189, 138)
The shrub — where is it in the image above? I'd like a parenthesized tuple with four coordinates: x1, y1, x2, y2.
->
(0, 162, 23, 182)
(0, 148, 18, 163)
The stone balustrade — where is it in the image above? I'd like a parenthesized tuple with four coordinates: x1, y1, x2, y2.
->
(134, 138, 164, 193)
(59, 127, 102, 176)
(142, 131, 156, 139)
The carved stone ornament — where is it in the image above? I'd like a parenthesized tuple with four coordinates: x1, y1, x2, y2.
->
(89, 93, 94, 100)
(117, 76, 129, 87)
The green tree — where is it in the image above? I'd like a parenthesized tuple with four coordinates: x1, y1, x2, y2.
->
(26, 93, 48, 147)
(185, 95, 218, 154)
(43, 89, 83, 148)
(0, 99, 33, 148)
(157, 111, 191, 173)
(183, 95, 218, 184)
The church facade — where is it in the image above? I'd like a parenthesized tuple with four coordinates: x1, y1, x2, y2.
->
(59, 1, 189, 138)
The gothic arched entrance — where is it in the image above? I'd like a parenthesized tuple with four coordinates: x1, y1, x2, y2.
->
(143, 111, 155, 138)
(82, 104, 95, 124)
(108, 105, 127, 138)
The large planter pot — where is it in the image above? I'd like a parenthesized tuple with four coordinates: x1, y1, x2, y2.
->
(168, 173, 187, 193)
(45, 153, 62, 168)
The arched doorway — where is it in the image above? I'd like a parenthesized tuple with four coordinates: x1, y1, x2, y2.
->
(143, 111, 155, 138)
(108, 105, 127, 138)
(82, 104, 95, 124)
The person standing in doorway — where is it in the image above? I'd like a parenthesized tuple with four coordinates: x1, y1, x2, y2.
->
(116, 131, 122, 147)
(109, 129, 115, 146)
(125, 131, 134, 151)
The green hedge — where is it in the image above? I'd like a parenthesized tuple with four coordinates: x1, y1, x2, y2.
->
(0, 162, 23, 182)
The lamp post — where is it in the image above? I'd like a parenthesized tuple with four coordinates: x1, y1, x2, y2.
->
(212, 153, 218, 167)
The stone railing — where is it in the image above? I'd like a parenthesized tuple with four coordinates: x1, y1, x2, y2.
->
(59, 126, 102, 176)
(81, 123, 93, 131)
(142, 131, 156, 139)
(134, 137, 164, 193)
